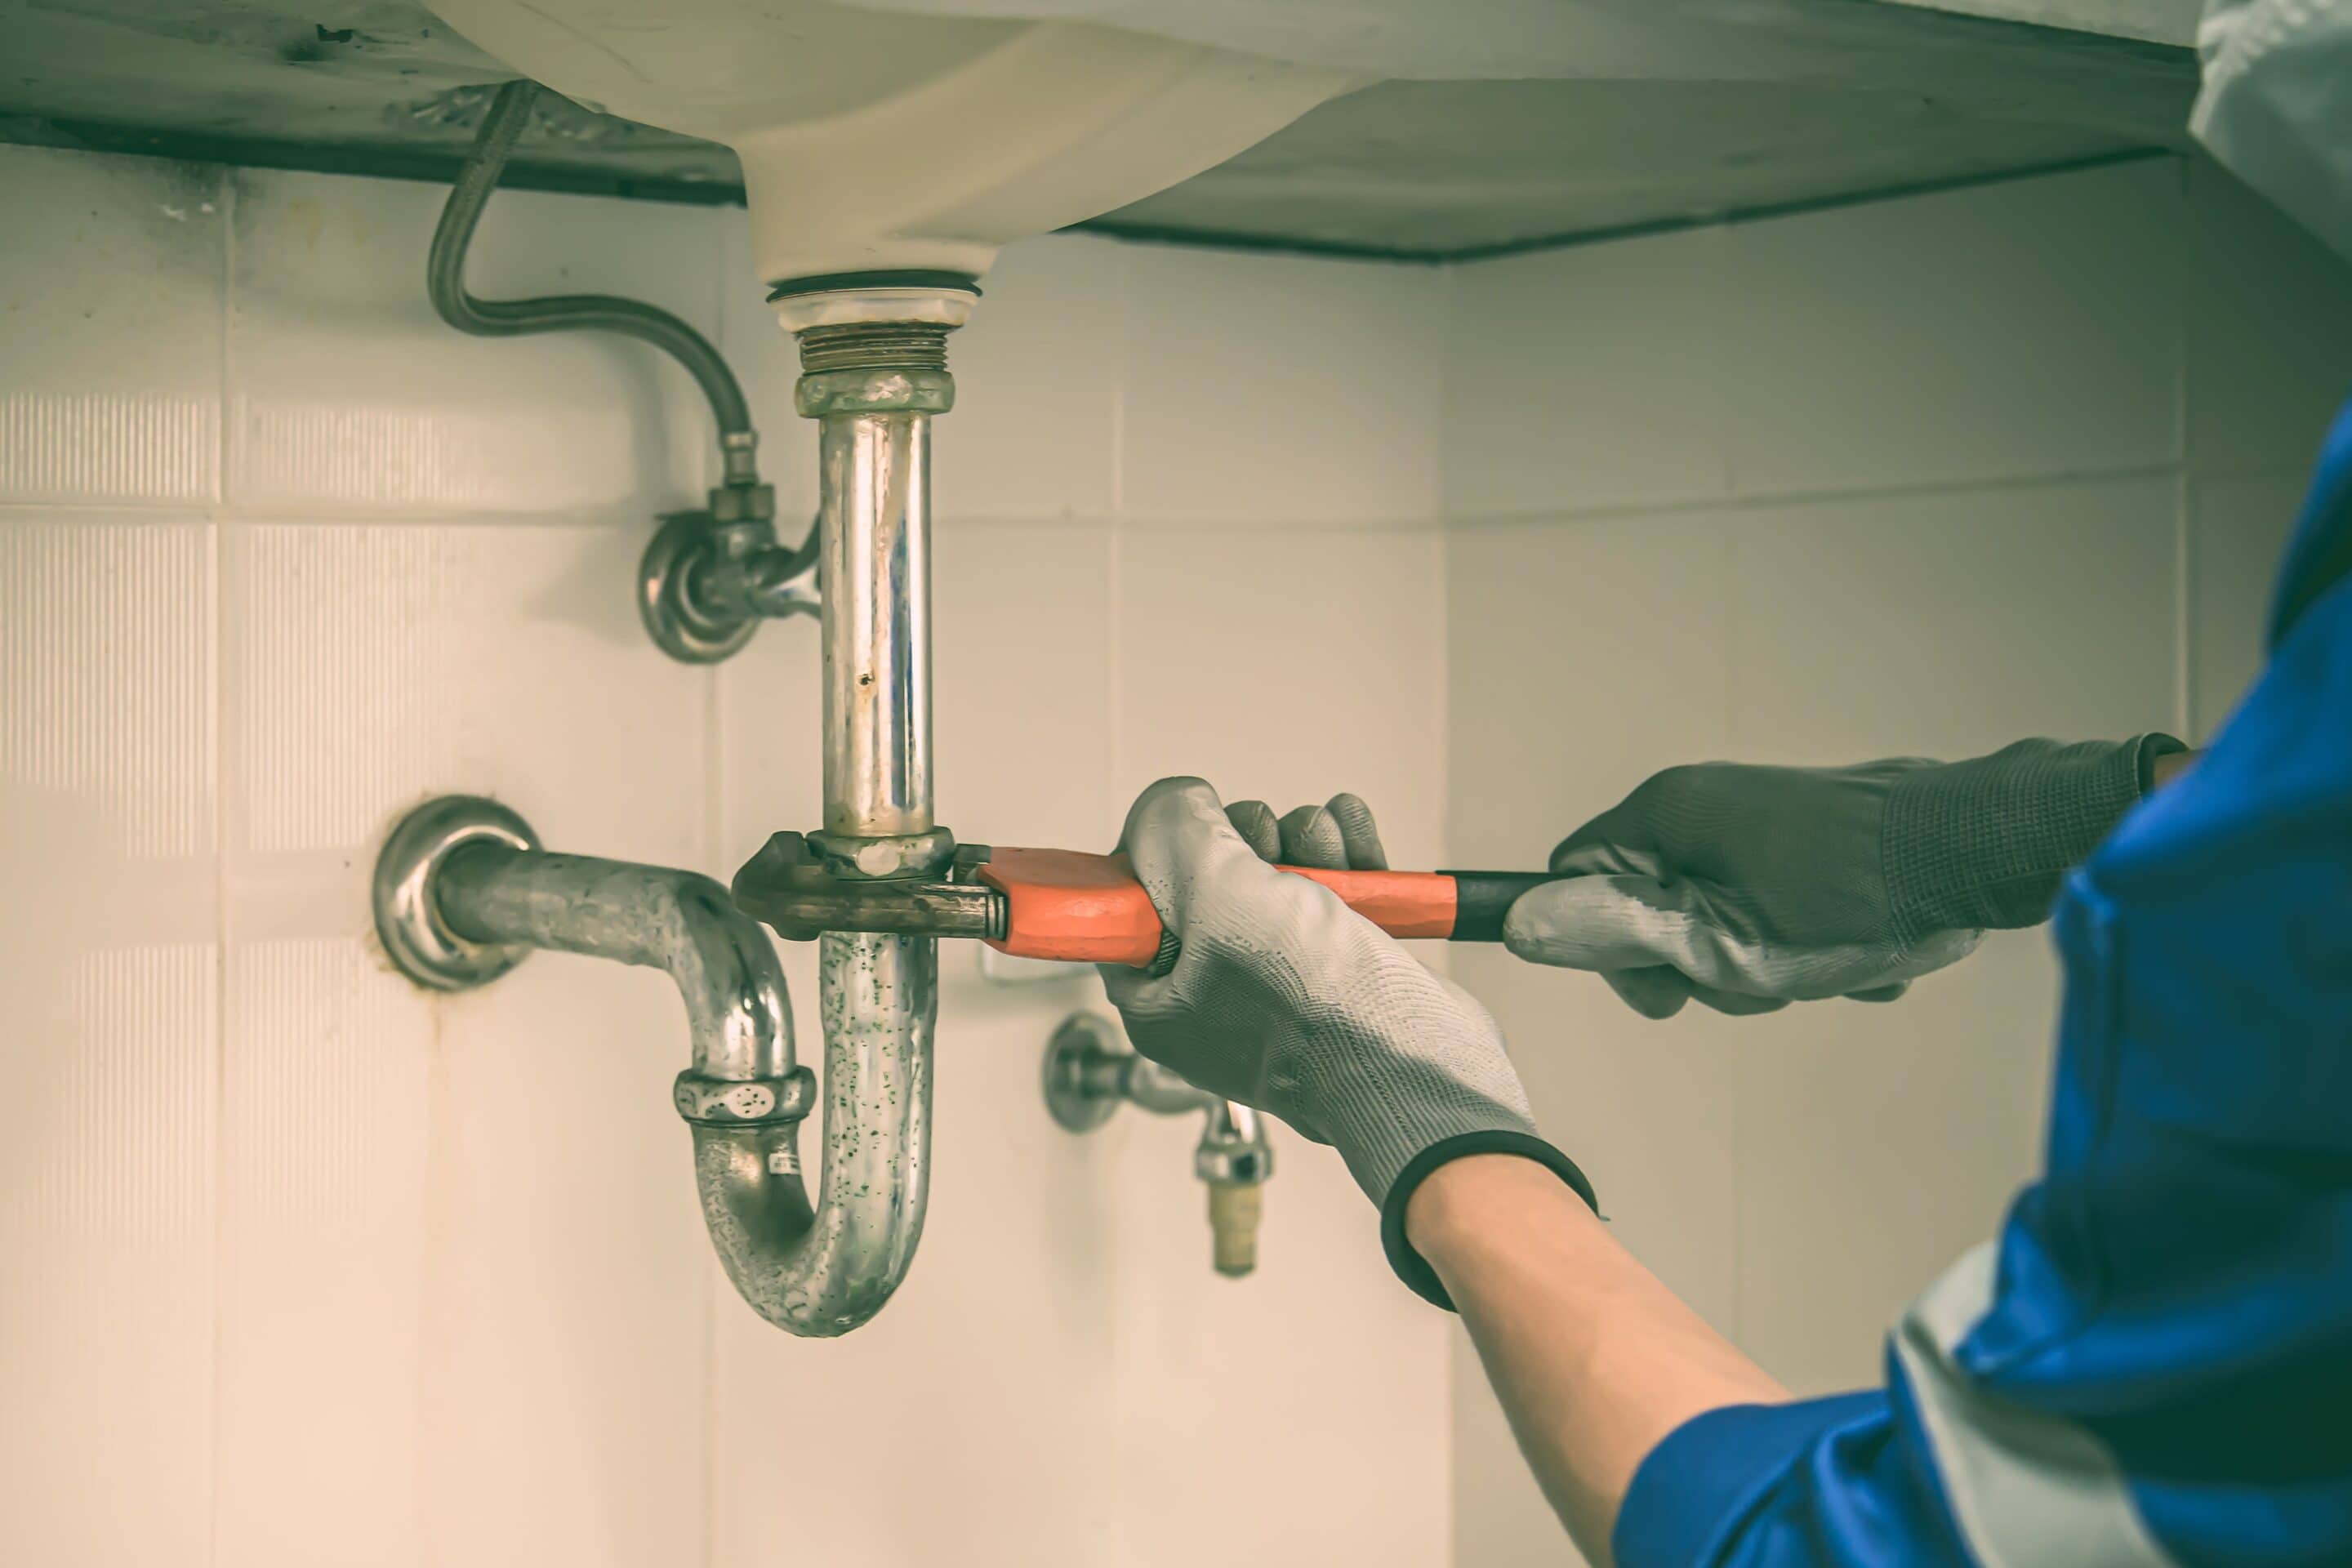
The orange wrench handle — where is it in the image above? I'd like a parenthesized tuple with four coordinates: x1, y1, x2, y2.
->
(978, 848, 1467, 967)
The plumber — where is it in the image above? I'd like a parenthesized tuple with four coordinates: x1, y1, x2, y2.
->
(1093, 4, 2352, 1564)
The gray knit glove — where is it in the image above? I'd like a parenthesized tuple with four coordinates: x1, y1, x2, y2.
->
(1505, 737, 2184, 1018)
(1100, 777, 1593, 1305)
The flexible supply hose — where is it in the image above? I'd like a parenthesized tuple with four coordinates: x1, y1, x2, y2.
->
(428, 78, 760, 485)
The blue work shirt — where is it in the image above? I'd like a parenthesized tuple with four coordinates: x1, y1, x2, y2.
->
(1615, 394, 2352, 1568)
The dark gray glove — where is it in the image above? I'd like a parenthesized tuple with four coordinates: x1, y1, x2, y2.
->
(1504, 736, 2184, 1018)
(1099, 779, 1593, 1305)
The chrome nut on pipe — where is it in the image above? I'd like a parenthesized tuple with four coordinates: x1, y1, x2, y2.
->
(672, 1067, 817, 1127)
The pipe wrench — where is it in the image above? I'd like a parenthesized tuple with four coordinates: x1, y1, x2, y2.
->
(732, 831, 1559, 968)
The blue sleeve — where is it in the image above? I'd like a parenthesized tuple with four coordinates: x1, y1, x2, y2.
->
(1618, 395, 2352, 1568)
(1615, 1388, 1971, 1568)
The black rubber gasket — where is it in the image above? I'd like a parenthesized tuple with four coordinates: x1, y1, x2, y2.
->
(767, 270, 982, 301)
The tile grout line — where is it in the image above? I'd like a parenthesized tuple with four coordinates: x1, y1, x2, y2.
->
(1101, 238, 1129, 1568)
(1446, 459, 2192, 532)
(1722, 516, 1746, 1352)
(2174, 472, 2195, 738)
(1428, 506, 1461, 1566)
(2172, 157, 2197, 742)
(699, 656, 725, 1568)
(699, 215, 729, 1568)
(206, 161, 235, 1568)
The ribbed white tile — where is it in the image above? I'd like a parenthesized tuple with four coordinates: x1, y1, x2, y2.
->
(225, 522, 706, 865)
(931, 520, 1116, 852)
(1726, 474, 2179, 760)
(419, 949, 711, 1568)
(1447, 511, 1735, 868)
(233, 397, 651, 513)
(1107, 523, 1451, 1568)
(711, 995, 1117, 1568)
(1723, 160, 2184, 496)
(1734, 932, 2060, 1394)
(0, 393, 220, 506)
(2185, 158, 2352, 476)
(933, 234, 1124, 522)
(216, 938, 431, 1568)
(0, 943, 216, 1566)
(218, 510, 713, 1566)
(0, 146, 223, 506)
(1114, 525, 1447, 867)
(1444, 510, 1740, 1322)
(1446, 225, 1733, 519)
(2191, 470, 2310, 741)
(0, 945, 217, 1240)
(0, 517, 216, 861)
(1444, 511, 1741, 1566)
(229, 171, 719, 515)
(1105, 1062, 1450, 1568)
(1120, 247, 1444, 524)
(0, 509, 218, 1560)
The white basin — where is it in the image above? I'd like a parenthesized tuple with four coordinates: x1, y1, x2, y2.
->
(425, 0, 1354, 289)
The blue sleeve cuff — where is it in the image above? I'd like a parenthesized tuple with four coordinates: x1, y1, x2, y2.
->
(1614, 1392, 1889, 1568)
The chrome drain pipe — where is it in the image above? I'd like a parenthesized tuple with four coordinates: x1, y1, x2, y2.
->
(373, 284, 973, 1337)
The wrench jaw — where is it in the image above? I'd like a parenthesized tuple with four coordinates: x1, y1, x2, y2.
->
(731, 830, 1004, 943)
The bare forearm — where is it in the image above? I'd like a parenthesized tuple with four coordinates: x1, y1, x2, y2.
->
(1409, 1155, 1788, 1566)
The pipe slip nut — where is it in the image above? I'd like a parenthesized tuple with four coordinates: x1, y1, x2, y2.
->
(794, 367, 956, 418)
(673, 1066, 817, 1127)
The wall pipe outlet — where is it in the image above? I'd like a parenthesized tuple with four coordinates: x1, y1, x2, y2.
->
(1043, 1011, 1273, 1277)
(372, 794, 933, 1335)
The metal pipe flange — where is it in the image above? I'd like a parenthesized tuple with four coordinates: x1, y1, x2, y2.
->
(372, 795, 540, 991)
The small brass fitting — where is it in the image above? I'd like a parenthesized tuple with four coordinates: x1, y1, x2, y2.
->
(1208, 1180, 1265, 1278)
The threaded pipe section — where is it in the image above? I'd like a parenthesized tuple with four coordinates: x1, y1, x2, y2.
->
(798, 322, 951, 375)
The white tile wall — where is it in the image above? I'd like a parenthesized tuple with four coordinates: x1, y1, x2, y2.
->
(1120, 247, 1445, 526)
(1444, 511, 1746, 1561)
(1723, 477, 2178, 760)
(216, 509, 715, 1566)
(1444, 154, 2352, 1567)
(2, 145, 1450, 1568)
(0, 149, 224, 509)
(1, 510, 218, 1566)
(1108, 523, 1452, 1568)
(229, 171, 716, 518)
(1441, 225, 1733, 519)
(1722, 161, 2184, 496)
(1114, 526, 1448, 865)
(933, 234, 1126, 523)
(2191, 470, 2312, 740)
(2185, 160, 2352, 477)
